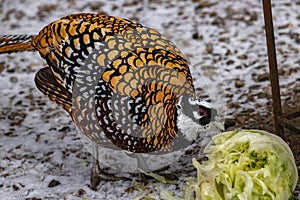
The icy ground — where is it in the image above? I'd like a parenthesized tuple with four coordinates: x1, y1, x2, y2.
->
(0, 0, 300, 199)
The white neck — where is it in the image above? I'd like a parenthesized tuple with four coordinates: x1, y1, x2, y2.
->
(177, 113, 205, 141)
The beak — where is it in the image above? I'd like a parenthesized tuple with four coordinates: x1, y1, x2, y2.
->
(212, 120, 225, 131)
(209, 107, 225, 131)
(216, 121, 225, 131)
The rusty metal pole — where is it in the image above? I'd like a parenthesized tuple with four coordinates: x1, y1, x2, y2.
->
(262, 0, 285, 137)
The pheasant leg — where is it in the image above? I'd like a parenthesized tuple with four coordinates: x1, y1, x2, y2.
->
(90, 142, 132, 190)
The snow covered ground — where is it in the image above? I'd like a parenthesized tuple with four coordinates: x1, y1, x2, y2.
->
(0, 0, 299, 199)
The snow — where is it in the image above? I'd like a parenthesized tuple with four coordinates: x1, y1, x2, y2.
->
(0, 0, 299, 199)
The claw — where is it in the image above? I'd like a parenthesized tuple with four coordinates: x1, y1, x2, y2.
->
(90, 160, 120, 190)
(90, 142, 131, 190)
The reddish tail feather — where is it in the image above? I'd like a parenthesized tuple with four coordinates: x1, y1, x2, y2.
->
(0, 35, 35, 54)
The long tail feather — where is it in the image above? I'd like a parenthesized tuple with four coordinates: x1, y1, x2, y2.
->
(0, 35, 36, 54)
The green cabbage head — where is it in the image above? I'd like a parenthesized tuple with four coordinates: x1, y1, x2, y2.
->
(187, 129, 298, 200)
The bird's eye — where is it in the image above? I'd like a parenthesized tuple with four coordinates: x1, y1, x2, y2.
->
(199, 106, 208, 117)
(198, 106, 212, 126)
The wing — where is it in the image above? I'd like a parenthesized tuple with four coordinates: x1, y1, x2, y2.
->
(34, 67, 72, 113)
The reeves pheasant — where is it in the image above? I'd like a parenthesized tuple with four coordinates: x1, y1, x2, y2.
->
(0, 13, 223, 189)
